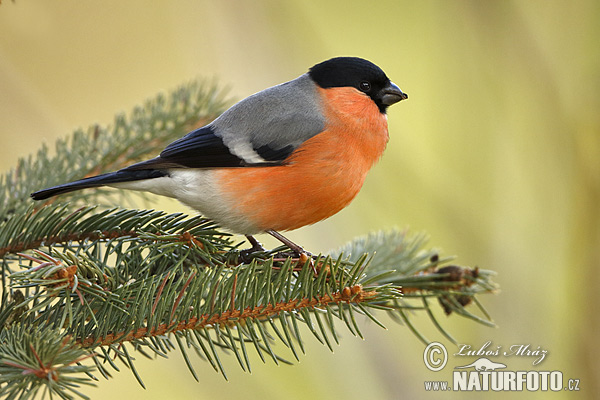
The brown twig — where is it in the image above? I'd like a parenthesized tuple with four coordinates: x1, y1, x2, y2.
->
(77, 285, 377, 348)
(0, 230, 138, 259)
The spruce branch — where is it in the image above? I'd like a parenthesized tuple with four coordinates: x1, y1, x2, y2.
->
(0, 79, 498, 399)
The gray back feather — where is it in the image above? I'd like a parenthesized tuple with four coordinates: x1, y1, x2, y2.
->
(210, 73, 325, 163)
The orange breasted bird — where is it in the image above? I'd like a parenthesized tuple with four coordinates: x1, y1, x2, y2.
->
(31, 57, 408, 253)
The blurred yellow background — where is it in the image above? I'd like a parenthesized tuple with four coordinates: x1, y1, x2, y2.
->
(1, 1, 598, 399)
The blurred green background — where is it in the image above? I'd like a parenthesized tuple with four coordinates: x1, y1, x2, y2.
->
(1, 1, 598, 399)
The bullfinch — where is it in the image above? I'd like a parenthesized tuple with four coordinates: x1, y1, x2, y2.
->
(31, 57, 408, 253)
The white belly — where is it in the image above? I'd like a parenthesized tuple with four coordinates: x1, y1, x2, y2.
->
(110, 169, 261, 234)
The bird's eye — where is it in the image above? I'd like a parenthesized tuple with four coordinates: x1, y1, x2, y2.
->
(359, 81, 371, 92)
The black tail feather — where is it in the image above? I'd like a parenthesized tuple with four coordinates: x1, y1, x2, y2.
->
(31, 169, 167, 200)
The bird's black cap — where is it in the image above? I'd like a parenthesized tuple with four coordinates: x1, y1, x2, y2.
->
(308, 57, 406, 113)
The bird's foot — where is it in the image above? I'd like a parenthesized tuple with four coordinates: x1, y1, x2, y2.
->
(239, 231, 315, 271)
(266, 230, 321, 274)
(239, 235, 267, 263)
(266, 230, 313, 258)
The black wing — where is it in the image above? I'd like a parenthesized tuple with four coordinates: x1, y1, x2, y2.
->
(157, 125, 245, 168)
(127, 124, 296, 171)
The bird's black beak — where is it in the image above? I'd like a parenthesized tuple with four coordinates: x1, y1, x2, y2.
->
(381, 82, 408, 106)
